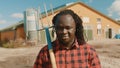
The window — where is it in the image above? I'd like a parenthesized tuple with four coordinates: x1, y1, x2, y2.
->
(97, 29, 102, 35)
(82, 17, 90, 23)
(97, 23, 102, 35)
(97, 18, 101, 23)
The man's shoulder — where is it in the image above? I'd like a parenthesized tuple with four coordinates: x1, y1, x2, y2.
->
(84, 43, 96, 52)
(41, 45, 48, 51)
(82, 43, 92, 48)
(82, 43, 96, 50)
(40, 41, 56, 51)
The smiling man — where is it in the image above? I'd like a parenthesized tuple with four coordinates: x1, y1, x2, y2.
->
(55, 14, 76, 49)
(34, 10, 101, 68)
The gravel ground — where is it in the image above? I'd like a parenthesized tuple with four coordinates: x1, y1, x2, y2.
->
(0, 39, 120, 68)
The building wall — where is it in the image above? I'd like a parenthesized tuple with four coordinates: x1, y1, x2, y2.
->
(41, 14, 55, 27)
(16, 25, 26, 40)
(0, 30, 15, 42)
(68, 4, 120, 39)
(0, 24, 26, 42)
(40, 3, 120, 40)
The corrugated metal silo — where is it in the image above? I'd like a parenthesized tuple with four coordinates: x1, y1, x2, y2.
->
(24, 8, 39, 41)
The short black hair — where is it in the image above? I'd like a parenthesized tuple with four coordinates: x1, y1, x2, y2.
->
(52, 9, 86, 45)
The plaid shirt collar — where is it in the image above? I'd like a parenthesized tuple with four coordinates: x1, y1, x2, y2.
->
(53, 39, 79, 50)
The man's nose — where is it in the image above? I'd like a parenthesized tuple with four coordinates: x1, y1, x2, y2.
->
(63, 29, 67, 34)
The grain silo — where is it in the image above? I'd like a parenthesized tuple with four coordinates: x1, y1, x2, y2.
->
(24, 8, 40, 41)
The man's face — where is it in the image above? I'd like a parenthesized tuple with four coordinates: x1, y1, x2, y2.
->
(55, 14, 76, 44)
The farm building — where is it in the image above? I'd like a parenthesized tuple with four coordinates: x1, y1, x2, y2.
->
(0, 2, 120, 44)
(0, 21, 26, 43)
(40, 2, 120, 40)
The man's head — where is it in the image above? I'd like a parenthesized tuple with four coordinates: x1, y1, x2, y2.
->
(52, 10, 85, 45)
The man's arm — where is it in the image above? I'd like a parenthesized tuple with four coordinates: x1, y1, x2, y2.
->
(34, 51, 42, 68)
(89, 47, 101, 68)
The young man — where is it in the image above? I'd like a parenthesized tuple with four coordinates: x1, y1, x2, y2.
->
(34, 10, 101, 68)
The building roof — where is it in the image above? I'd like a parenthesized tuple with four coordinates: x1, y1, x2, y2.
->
(43, 2, 120, 26)
(0, 20, 23, 31)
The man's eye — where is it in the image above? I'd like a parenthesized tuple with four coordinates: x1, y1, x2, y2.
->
(56, 27, 62, 30)
(66, 27, 71, 29)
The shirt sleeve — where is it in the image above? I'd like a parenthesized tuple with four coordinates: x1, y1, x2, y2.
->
(89, 47, 101, 68)
(33, 50, 43, 68)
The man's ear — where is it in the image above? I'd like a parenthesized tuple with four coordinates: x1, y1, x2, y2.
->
(52, 28, 56, 37)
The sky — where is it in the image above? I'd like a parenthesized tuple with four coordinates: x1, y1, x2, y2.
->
(0, 0, 120, 29)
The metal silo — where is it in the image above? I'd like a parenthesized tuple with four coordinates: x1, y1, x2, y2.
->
(24, 8, 39, 41)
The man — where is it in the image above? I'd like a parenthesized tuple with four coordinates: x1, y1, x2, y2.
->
(34, 10, 101, 68)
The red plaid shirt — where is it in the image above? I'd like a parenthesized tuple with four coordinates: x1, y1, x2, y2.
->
(34, 40, 101, 68)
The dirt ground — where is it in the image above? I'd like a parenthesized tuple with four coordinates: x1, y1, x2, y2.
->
(0, 39, 120, 68)
(88, 39, 120, 68)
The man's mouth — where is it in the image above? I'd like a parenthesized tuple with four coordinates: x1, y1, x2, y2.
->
(62, 36, 69, 39)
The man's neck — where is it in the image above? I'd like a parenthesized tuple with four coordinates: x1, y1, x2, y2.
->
(61, 39, 75, 49)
